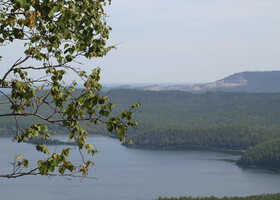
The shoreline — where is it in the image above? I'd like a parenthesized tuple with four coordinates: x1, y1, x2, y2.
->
(237, 164, 280, 173)
(125, 144, 245, 153)
(0, 135, 246, 153)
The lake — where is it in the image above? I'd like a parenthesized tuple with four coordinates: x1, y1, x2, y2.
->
(0, 136, 280, 200)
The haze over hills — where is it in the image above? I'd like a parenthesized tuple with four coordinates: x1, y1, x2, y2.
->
(141, 71, 280, 93)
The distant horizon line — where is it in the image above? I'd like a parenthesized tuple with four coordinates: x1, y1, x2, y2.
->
(99, 70, 280, 86)
(99, 82, 205, 87)
(72, 70, 280, 87)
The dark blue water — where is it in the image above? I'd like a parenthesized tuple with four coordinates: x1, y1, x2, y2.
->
(0, 136, 280, 200)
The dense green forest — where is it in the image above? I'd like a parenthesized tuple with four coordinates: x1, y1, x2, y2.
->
(2, 89, 280, 135)
(127, 125, 280, 150)
(108, 89, 280, 130)
(1, 89, 280, 169)
(238, 138, 280, 170)
(156, 193, 280, 200)
(107, 89, 280, 148)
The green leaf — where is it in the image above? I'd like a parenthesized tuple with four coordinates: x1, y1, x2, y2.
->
(36, 144, 50, 154)
(49, 166, 55, 172)
(58, 167, 65, 175)
(61, 148, 70, 157)
(23, 159, 29, 168)
(66, 163, 74, 172)
(39, 166, 47, 175)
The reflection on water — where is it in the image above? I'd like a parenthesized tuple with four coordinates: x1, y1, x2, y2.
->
(0, 136, 279, 200)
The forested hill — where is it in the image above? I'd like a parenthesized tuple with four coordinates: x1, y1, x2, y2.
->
(107, 89, 280, 151)
(1, 89, 280, 168)
(108, 89, 280, 129)
(211, 71, 280, 92)
(142, 71, 280, 93)
(2, 89, 280, 142)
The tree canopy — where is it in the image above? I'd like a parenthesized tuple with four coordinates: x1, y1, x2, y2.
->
(0, 0, 140, 179)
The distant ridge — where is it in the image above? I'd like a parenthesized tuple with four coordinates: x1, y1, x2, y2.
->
(142, 71, 280, 93)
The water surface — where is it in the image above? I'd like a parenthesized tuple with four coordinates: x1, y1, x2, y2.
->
(0, 136, 280, 200)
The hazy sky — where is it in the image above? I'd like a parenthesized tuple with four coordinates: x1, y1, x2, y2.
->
(96, 0, 280, 83)
(2, 0, 280, 84)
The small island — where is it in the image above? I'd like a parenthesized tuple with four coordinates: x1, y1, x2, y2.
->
(26, 138, 76, 146)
